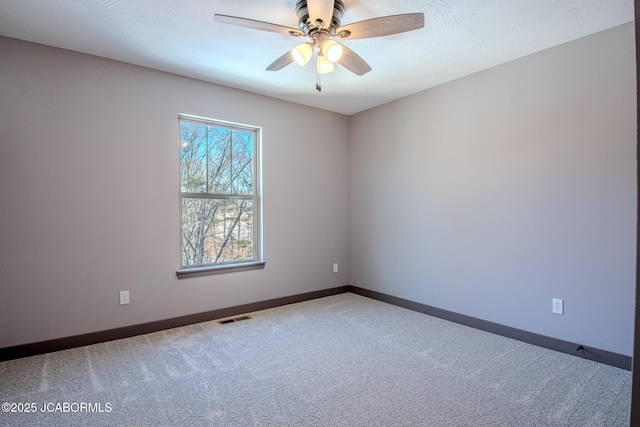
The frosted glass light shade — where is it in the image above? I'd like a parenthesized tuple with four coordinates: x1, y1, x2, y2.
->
(292, 43, 313, 66)
(322, 40, 343, 63)
(316, 56, 335, 74)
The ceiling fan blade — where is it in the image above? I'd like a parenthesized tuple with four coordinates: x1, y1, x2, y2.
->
(266, 51, 295, 71)
(214, 14, 304, 37)
(307, 0, 335, 29)
(336, 13, 424, 40)
(336, 44, 371, 76)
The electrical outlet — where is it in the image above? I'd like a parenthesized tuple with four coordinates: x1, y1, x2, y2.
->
(552, 298, 563, 315)
(333, 263, 339, 273)
(120, 290, 130, 305)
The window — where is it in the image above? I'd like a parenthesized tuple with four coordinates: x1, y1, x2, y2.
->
(178, 115, 262, 273)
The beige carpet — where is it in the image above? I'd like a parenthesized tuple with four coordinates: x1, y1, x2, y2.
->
(0, 293, 631, 426)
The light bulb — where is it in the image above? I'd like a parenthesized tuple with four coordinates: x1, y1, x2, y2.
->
(292, 43, 313, 66)
(317, 56, 335, 74)
(322, 40, 343, 63)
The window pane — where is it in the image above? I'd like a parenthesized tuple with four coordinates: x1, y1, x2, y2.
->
(208, 127, 232, 193)
(180, 121, 207, 193)
(181, 197, 254, 267)
(232, 130, 254, 194)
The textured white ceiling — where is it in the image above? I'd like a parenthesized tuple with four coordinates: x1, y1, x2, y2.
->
(0, 0, 634, 115)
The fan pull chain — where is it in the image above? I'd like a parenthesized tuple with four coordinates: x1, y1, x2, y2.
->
(316, 69, 321, 92)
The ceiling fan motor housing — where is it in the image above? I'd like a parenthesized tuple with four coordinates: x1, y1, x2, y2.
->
(295, 0, 344, 34)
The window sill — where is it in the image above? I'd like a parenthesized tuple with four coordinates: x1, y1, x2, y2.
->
(177, 261, 266, 279)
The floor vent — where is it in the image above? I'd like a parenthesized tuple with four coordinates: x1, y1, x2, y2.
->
(218, 315, 252, 325)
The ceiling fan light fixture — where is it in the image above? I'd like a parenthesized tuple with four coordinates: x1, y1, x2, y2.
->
(316, 56, 334, 74)
(292, 43, 313, 66)
(217, 1, 425, 91)
(322, 40, 343, 63)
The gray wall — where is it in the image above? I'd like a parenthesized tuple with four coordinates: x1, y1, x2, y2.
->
(0, 37, 350, 348)
(349, 23, 637, 356)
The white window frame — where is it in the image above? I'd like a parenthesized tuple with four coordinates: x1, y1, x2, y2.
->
(176, 114, 263, 276)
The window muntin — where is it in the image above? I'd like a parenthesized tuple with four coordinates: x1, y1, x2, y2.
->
(179, 115, 261, 270)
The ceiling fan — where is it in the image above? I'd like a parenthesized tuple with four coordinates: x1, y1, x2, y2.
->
(214, 0, 424, 91)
